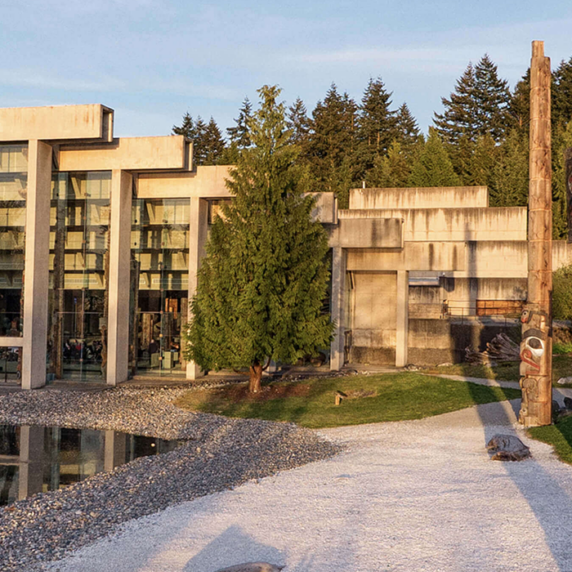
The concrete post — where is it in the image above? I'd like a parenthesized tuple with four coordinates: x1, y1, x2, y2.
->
(107, 170, 133, 386)
(330, 246, 347, 371)
(186, 197, 209, 380)
(395, 270, 409, 368)
(22, 140, 52, 389)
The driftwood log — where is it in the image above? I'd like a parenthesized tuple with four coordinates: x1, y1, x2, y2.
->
(464, 333, 520, 365)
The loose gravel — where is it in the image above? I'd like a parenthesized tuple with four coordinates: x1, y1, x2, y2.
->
(0, 386, 340, 572)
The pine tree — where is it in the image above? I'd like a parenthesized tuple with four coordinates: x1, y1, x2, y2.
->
(173, 114, 224, 166)
(185, 86, 333, 393)
(366, 140, 411, 188)
(355, 77, 397, 177)
(489, 129, 528, 207)
(408, 128, 461, 187)
(306, 83, 359, 207)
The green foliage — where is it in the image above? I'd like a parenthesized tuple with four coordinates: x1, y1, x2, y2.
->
(464, 134, 497, 187)
(553, 342, 572, 355)
(394, 103, 420, 150)
(553, 263, 572, 321)
(366, 140, 411, 188)
(408, 128, 460, 187)
(553, 58, 572, 128)
(175, 372, 521, 429)
(173, 114, 226, 166)
(552, 121, 572, 239)
(287, 97, 311, 146)
(306, 84, 359, 207)
(185, 85, 333, 373)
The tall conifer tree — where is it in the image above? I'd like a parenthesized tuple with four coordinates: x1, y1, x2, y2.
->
(185, 86, 333, 393)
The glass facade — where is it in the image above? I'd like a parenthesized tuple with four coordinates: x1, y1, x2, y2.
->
(130, 199, 189, 376)
(47, 172, 111, 381)
(0, 145, 27, 381)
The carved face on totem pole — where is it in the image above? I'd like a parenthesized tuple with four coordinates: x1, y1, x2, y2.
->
(519, 304, 549, 423)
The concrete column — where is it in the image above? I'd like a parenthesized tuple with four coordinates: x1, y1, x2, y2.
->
(107, 170, 133, 386)
(22, 140, 52, 390)
(395, 270, 409, 368)
(186, 197, 209, 380)
(330, 247, 347, 371)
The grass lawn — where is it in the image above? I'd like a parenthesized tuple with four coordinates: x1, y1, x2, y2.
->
(528, 415, 572, 465)
(175, 372, 521, 429)
(426, 354, 572, 386)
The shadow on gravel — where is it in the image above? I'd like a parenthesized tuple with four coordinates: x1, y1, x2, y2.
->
(183, 525, 285, 571)
(466, 381, 572, 571)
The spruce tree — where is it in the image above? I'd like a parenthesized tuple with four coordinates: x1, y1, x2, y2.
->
(509, 69, 530, 134)
(408, 128, 460, 187)
(355, 77, 397, 177)
(173, 114, 225, 166)
(306, 83, 358, 207)
(465, 134, 497, 188)
(288, 97, 311, 146)
(394, 103, 420, 150)
(227, 97, 253, 149)
(185, 86, 333, 393)
(553, 58, 572, 128)
(202, 118, 226, 165)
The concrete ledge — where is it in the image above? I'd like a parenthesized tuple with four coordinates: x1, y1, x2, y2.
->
(330, 218, 403, 249)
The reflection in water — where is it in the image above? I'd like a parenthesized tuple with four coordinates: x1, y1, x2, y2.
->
(0, 425, 183, 506)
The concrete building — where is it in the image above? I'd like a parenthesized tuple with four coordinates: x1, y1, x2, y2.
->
(2, 103, 572, 388)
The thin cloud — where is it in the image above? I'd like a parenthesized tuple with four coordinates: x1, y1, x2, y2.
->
(0, 70, 127, 92)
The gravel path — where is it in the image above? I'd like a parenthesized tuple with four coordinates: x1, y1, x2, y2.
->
(0, 387, 339, 572)
(44, 398, 572, 572)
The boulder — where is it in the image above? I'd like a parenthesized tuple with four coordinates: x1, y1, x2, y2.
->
(486, 434, 531, 461)
(215, 563, 285, 572)
(564, 397, 572, 411)
(557, 377, 572, 385)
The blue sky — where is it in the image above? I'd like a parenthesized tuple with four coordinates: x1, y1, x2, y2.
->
(2, 0, 572, 138)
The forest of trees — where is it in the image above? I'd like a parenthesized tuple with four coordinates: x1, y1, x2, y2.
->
(173, 54, 572, 239)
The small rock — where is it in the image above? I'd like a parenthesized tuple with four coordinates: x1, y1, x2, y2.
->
(215, 564, 285, 572)
(557, 376, 572, 385)
(486, 434, 531, 461)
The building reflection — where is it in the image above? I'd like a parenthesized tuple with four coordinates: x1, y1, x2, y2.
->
(0, 425, 178, 506)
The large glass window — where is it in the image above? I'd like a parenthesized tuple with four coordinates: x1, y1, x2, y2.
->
(130, 199, 189, 376)
(47, 172, 111, 382)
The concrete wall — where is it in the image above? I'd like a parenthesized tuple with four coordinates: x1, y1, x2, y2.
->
(339, 207, 526, 242)
(0, 104, 113, 142)
(349, 186, 489, 210)
(329, 218, 403, 248)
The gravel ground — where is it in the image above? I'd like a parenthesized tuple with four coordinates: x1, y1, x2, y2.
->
(43, 398, 572, 572)
(0, 387, 340, 572)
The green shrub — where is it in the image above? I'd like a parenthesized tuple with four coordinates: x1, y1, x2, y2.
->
(553, 263, 572, 321)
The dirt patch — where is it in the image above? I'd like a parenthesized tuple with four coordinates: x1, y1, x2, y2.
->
(212, 383, 311, 404)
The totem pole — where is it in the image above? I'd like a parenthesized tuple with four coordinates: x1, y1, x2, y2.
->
(519, 41, 553, 427)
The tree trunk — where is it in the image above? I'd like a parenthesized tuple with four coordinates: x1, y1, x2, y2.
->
(249, 361, 263, 393)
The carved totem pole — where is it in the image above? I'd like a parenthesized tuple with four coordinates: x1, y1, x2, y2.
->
(519, 41, 553, 427)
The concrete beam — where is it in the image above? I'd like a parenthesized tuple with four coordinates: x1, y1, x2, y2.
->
(0, 104, 113, 142)
(106, 170, 133, 386)
(329, 218, 403, 249)
(186, 197, 209, 380)
(137, 166, 232, 199)
(59, 136, 191, 172)
(349, 186, 489, 210)
(22, 140, 52, 390)
(330, 247, 347, 371)
(395, 271, 409, 367)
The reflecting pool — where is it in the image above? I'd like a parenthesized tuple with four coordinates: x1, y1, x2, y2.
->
(0, 425, 183, 506)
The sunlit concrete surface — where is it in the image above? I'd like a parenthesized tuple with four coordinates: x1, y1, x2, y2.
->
(47, 398, 572, 572)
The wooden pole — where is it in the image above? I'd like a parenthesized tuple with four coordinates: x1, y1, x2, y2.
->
(519, 40, 553, 427)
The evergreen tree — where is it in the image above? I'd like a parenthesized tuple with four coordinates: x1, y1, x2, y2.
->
(366, 140, 411, 188)
(306, 83, 359, 207)
(355, 77, 397, 177)
(173, 114, 224, 166)
(408, 128, 460, 187)
(464, 134, 497, 188)
(201, 118, 226, 165)
(434, 55, 512, 146)
(489, 129, 528, 207)
(553, 58, 572, 128)
(185, 85, 333, 393)
(510, 69, 530, 134)
(552, 120, 572, 239)
(227, 97, 253, 149)
(394, 103, 420, 150)
(288, 97, 311, 146)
